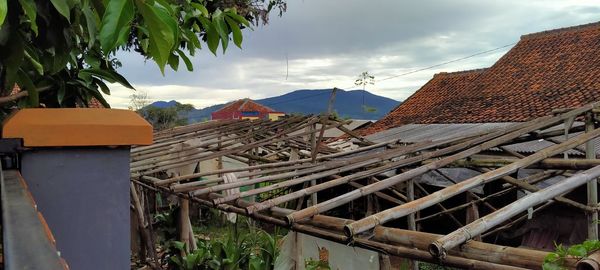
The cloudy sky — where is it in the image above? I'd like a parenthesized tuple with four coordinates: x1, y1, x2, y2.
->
(104, 0, 600, 109)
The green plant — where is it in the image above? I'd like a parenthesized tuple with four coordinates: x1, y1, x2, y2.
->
(543, 240, 600, 270)
(167, 219, 281, 270)
(0, 0, 286, 110)
(170, 241, 211, 270)
(304, 258, 331, 270)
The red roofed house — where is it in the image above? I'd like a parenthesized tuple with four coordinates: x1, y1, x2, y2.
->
(360, 21, 600, 136)
(211, 98, 285, 121)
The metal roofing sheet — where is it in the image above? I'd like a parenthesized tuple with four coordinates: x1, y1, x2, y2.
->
(366, 122, 600, 156)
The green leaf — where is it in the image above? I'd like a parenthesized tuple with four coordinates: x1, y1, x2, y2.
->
(184, 29, 201, 50)
(0, 35, 24, 90)
(226, 12, 250, 27)
(542, 262, 563, 270)
(50, 0, 71, 21)
(79, 68, 134, 89)
(136, 0, 178, 73)
(100, 0, 134, 54)
(567, 244, 588, 257)
(225, 16, 242, 48)
(57, 82, 66, 104)
(168, 53, 179, 71)
(24, 50, 43, 75)
(19, 0, 38, 35)
(198, 16, 219, 55)
(95, 78, 110, 95)
(212, 14, 229, 53)
(176, 49, 193, 71)
(190, 3, 208, 17)
(17, 69, 39, 107)
(171, 241, 186, 252)
(82, 2, 98, 47)
(0, 0, 6, 26)
(153, 0, 174, 15)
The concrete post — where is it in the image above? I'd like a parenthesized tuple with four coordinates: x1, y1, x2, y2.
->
(2, 108, 152, 270)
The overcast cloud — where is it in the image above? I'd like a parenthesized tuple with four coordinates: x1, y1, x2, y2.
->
(103, 0, 600, 109)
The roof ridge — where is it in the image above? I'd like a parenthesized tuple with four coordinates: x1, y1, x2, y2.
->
(521, 21, 600, 40)
(435, 68, 488, 78)
(238, 98, 250, 111)
(250, 99, 276, 112)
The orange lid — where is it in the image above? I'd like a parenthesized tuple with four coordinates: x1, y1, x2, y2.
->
(2, 109, 153, 147)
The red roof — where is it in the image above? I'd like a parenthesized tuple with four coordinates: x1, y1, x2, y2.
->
(361, 21, 600, 135)
(214, 98, 276, 114)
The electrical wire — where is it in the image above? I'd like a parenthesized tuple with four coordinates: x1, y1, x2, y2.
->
(266, 42, 517, 106)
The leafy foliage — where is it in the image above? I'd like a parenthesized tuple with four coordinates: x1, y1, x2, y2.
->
(543, 240, 600, 270)
(168, 223, 280, 270)
(0, 0, 285, 110)
(139, 102, 195, 130)
(354, 71, 375, 90)
(304, 259, 331, 270)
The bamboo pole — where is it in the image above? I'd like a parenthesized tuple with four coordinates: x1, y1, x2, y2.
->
(451, 157, 600, 170)
(286, 114, 557, 224)
(132, 118, 348, 175)
(576, 249, 600, 270)
(413, 182, 463, 227)
(132, 178, 557, 270)
(476, 167, 593, 212)
(373, 226, 571, 270)
(430, 165, 600, 259)
(244, 138, 467, 214)
(203, 138, 450, 200)
(481, 201, 553, 238)
(146, 138, 402, 186)
(407, 178, 419, 270)
(130, 182, 158, 266)
(587, 112, 599, 240)
(344, 125, 600, 237)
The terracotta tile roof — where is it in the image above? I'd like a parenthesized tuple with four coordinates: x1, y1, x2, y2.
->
(214, 98, 275, 113)
(87, 98, 105, 108)
(360, 21, 600, 136)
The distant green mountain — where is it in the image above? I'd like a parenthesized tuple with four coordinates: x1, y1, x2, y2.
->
(150, 89, 400, 123)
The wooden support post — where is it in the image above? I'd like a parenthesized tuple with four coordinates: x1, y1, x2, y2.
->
(217, 135, 223, 173)
(587, 112, 599, 240)
(407, 178, 418, 270)
(130, 182, 159, 268)
(466, 193, 482, 241)
(180, 198, 197, 252)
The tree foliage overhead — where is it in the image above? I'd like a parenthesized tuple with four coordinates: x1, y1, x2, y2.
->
(0, 0, 286, 110)
(139, 101, 195, 130)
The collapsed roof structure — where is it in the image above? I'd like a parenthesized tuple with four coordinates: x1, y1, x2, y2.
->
(132, 103, 600, 269)
(130, 22, 600, 269)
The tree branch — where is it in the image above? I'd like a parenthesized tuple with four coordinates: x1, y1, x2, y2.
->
(0, 86, 53, 105)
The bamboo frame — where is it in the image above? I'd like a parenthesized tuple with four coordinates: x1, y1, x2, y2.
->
(129, 102, 600, 270)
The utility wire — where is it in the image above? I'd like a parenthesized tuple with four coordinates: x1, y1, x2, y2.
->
(266, 42, 517, 107)
(376, 42, 516, 82)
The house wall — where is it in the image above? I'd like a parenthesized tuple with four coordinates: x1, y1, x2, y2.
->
(21, 148, 131, 270)
(275, 232, 380, 270)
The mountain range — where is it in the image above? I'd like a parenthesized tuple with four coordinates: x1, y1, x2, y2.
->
(150, 89, 400, 123)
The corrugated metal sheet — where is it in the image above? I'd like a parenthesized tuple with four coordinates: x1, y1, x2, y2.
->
(366, 123, 513, 144)
(365, 122, 600, 156)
